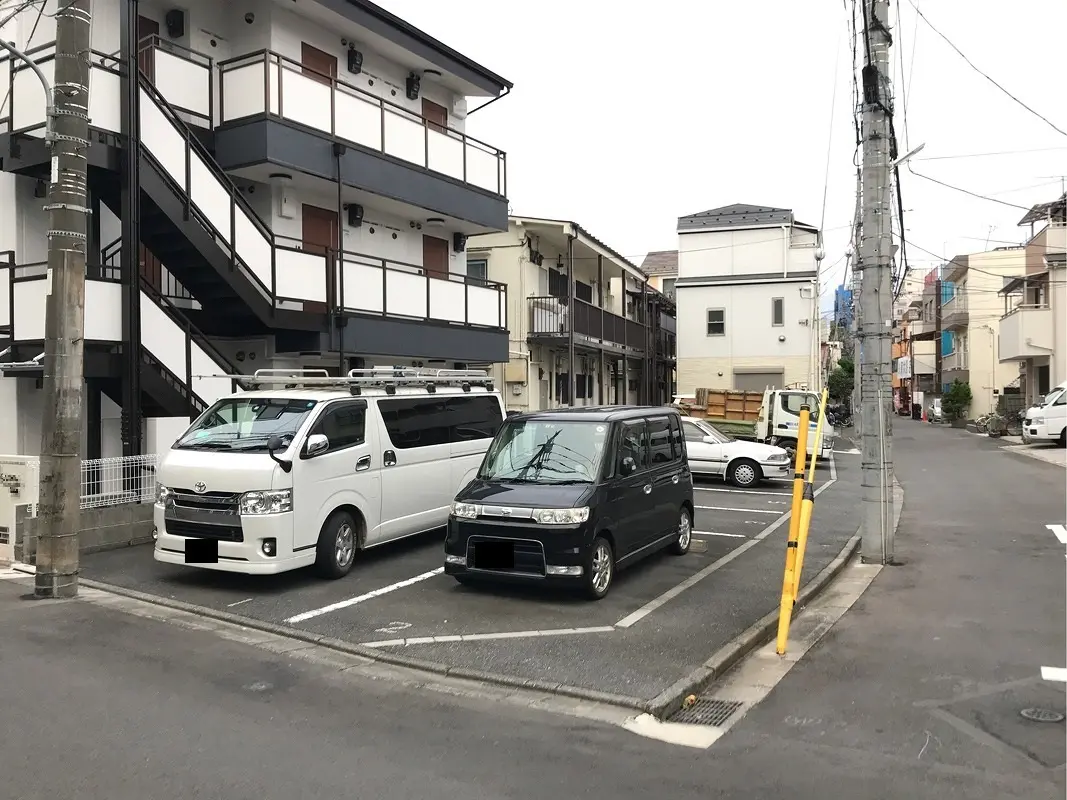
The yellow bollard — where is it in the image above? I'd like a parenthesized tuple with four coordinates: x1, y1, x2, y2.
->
(775, 406, 811, 656)
(792, 389, 829, 600)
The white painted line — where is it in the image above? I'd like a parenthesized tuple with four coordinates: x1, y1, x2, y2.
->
(621, 713, 722, 749)
(226, 598, 252, 608)
(693, 531, 747, 539)
(1046, 524, 1067, 545)
(696, 505, 781, 515)
(284, 568, 444, 624)
(695, 486, 793, 497)
(1041, 666, 1067, 682)
(616, 467, 837, 629)
(360, 625, 615, 648)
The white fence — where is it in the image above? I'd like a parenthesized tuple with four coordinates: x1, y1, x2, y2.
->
(0, 454, 158, 517)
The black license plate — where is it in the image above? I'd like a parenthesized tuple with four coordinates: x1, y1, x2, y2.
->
(473, 541, 514, 570)
(185, 538, 219, 563)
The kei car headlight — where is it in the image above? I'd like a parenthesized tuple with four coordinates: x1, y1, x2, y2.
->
(533, 507, 590, 525)
(450, 501, 480, 519)
(239, 489, 292, 515)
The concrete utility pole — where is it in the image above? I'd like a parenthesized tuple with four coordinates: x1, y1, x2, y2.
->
(858, 0, 895, 564)
(35, 0, 93, 599)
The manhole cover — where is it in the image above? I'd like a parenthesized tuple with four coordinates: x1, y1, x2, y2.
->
(1020, 707, 1065, 723)
(670, 698, 744, 727)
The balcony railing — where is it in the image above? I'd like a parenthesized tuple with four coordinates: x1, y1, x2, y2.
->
(217, 50, 506, 197)
(139, 35, 213, 128)
(527, 296, 646, 351)
(999, 304, 1054, 361)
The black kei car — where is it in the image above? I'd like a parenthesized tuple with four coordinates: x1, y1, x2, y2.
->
(444, 406, 695, 600)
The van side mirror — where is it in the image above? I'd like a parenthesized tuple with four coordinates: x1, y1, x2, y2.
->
(305, 433, 329, 458)
(702, 435, 716, 444)
(620, 456, 636, 476)
(267, 434, 292, 473)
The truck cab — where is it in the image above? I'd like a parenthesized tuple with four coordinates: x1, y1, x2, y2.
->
(754, 389, 835, 461)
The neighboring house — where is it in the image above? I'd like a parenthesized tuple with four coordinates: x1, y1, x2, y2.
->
(941, 247, 1028, 418)
(0, 0, 512, 457)
(998, 194, 1066, 407)
(674, 203, 821, 393)
(640, 250, 678, 299)
(467, 218, 676, 412)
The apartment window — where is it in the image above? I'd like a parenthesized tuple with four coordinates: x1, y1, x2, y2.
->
(771, 297, 785, 327)
(467, 258, 488, 284)
(662, 277, 676, 297)
(706, 308, 726, 336)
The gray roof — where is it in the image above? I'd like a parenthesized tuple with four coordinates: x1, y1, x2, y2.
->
(678, 203, 818, 233)
(639, 250, 678, 276)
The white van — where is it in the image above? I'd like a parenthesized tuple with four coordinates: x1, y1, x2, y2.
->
(1022, 380, 1067, 447)
(153, 368, 504, 578)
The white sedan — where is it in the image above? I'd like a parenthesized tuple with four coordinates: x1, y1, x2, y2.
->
(681, 416, 791, 488)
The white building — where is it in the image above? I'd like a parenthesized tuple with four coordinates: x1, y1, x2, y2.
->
(674, 204, 821, 393)
(0, 0, 512, 458)
(467, 218, 677, 412)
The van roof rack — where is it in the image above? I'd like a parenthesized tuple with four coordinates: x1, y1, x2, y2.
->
(192, 366, 494, 395)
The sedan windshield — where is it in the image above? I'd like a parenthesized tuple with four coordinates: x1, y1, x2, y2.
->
(174, 398, 319, 452)
(479, 420, 609, 484)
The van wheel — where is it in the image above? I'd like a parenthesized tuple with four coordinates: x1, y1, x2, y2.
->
(315, 511, 358, 579)
(668, 507, 692, 555)
(584, 536, 614, 600)
(728, 458, 762, 488)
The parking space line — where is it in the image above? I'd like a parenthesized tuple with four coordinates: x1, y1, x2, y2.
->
(616, 460, 838, 629)
(693, 531, 747, 539)
(361, 625, 615, 648)
(284, 568, 444, 624)
(696, 505, 781, 515)
(695, 487, 793, 497)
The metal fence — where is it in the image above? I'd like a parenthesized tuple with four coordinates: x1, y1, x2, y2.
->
(0, 454, 158, 516)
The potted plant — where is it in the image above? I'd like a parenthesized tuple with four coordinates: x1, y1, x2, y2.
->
(942, 380, 973, 428)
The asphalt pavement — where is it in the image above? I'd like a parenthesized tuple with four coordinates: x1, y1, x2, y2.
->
(81, 456, 859, 703)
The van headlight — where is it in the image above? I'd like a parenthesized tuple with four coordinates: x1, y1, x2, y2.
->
(1032, 416, 1045, 425)
(156, 484, 172, 506)
(240, 489, 292, 515)
(450, 501, 480, 519)
(533, 507, 590, 525)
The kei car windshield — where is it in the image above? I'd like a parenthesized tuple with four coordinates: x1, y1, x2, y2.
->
(479, 419, 610, 484)
(173, 398, 319, 452)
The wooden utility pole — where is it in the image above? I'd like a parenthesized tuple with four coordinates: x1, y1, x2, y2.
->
(35, 0, 92, 599)
(858, 0, 895, 564)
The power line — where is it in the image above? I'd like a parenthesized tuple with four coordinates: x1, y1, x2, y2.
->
(904, 0, 1067, 138)
(906, 170, 1032, 210)
(914, 145, 1067, 162)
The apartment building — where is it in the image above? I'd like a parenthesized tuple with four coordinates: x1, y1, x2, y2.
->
(467, 218, 677, 412)
(998, 194, 1066, 406)
(640, 250, 678, 299)
(0, 0, 512, 457)
(674, 203, 821, 393)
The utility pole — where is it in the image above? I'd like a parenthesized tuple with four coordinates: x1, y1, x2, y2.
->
(35, 0, 92, 599)
(858, 0, 895, 564)
(934, 277, 943, 399)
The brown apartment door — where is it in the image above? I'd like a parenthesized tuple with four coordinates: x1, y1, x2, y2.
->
(137, 16, 159, 80)
(301, 42, 337, 86)
(423, 235, 449, 280)
(422, 98, 448, 133)
(302, 204, 339, 313)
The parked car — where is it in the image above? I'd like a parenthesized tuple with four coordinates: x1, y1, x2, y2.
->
(444, 406, 695, 600)
(1022, 381, 1067, 446)
(679, 416, 791, 488)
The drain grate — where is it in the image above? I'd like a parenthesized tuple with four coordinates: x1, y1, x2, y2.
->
(670, 698, 744, 727)
(1020, 707, 1065, 723)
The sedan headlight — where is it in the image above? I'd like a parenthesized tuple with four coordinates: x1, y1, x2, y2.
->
(533, 507, 590, 525)
(1032, 416, 1045, 425)
(239, 489, 292, 515)
(156, 484, 172, 506)
(766, 452, 789, 463)
(450, 501, 480, 519)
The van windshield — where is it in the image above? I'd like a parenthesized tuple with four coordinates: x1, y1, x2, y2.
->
(479, 420, 609, 484)
(173, 398, 319, 452)
(1042, 389, 1064, 407)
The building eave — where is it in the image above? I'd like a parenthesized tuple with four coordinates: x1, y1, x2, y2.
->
(510, 216, 647, 283)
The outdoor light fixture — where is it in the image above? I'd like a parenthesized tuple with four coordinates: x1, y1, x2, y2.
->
(406, 72, 420, 100)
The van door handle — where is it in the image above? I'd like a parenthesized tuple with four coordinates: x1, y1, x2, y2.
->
(383, 450, 396, 467)
(355, 455, 371, 472)
(643, 484, 652, 494)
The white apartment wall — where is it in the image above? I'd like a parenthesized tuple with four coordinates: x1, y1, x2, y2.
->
(0, 378, 123, 459)
(678, 226, 818, 280)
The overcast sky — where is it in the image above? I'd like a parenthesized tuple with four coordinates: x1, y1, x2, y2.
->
(379, 0, 1067, 309)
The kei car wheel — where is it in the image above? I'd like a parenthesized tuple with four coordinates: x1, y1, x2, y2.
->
(584, 536, 614, 600)
(668, 507, 692, 555)
(728, 458, 762, 488)
(315, 510, 358, 579)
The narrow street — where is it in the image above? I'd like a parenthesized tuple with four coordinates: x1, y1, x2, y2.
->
(2, 426, 1062, 799)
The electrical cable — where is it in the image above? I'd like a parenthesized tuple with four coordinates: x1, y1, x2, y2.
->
(904, 0, 1067, 138)
(914, 146, 1067, 162)
(906, 169, 1032, 210)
